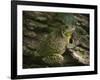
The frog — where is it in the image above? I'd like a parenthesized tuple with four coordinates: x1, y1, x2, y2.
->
(35, 26, 75, 66)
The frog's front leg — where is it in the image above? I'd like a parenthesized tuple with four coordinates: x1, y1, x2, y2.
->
(42, 54, 64, 66)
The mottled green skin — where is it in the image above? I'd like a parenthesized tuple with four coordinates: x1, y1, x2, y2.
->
(36, 28, 74, 65)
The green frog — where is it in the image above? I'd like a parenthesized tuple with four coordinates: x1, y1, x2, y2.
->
(36, 26, 75, 66)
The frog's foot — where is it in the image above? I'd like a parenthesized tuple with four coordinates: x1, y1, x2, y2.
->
(42, 54, 64, 66)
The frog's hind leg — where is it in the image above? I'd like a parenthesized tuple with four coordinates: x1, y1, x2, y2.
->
(42, 54, 64, 66)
